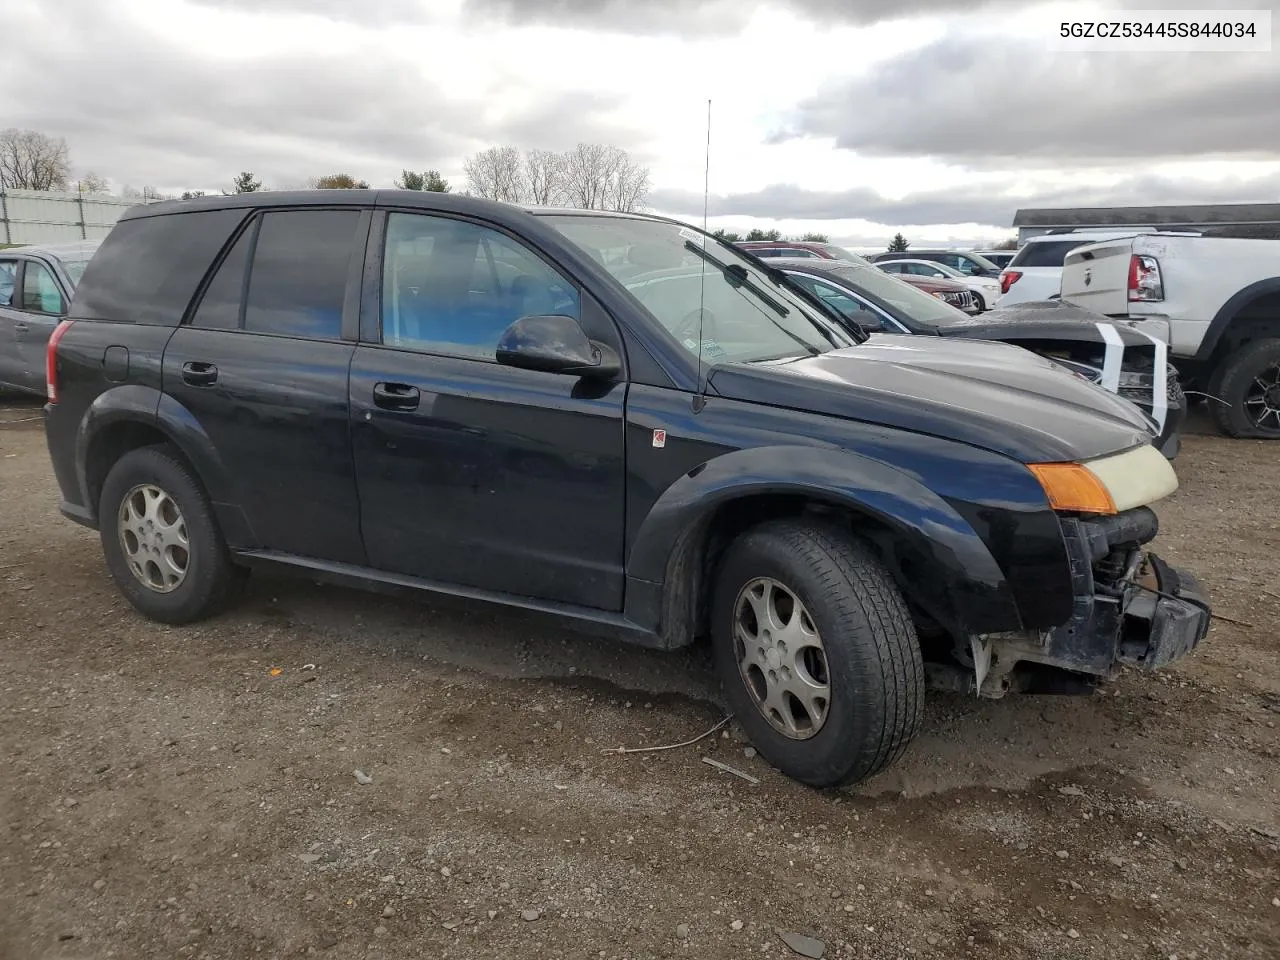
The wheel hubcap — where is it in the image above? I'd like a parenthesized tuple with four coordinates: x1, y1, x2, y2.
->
(1243, 362, 1280, 431)
(733, 578, 830, 740)
(117, 483, 190, 593)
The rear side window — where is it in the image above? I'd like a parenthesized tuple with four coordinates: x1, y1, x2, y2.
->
(1008, 240, 1085, 269)
(0, 260, 15, 306)
(191, 223, 255, 330)
(69, 209, 246, 325)
(244, 210, 361, 339)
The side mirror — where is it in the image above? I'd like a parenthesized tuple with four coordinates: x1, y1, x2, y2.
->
(856, 312, 885, 331)
(496, 314, 621, 379)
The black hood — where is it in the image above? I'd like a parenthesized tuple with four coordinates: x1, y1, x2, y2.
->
(708, 336, 1155, 463)
(933, 299, 1153, 348)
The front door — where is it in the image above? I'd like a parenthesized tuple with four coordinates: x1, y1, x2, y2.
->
(161, 207, 370, 563)
(0, 258, 22, 388)
(14, 259, 67, 388)
(350, 211, 628, 610)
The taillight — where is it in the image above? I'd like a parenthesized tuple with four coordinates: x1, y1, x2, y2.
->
(1000, 271, 1022, 294)
(1128, 255, 1163, 302)
(46, 319, 75, 403)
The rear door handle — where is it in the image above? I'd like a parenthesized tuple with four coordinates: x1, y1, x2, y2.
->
(372, 381, 420, 411)
(181, 360, 218, 386)
(14, 323, 28, 333)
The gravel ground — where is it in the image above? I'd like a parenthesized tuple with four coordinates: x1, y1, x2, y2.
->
(1, 394, 1278, 960)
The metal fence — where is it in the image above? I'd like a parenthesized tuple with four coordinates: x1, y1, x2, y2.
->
(0, 189, 156, 245)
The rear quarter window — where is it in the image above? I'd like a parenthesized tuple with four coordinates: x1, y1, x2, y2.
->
(69, 209, 247, 326)
(1008, 240, 1086, 269)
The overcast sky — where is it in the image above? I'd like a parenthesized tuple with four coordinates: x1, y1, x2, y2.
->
(3, 0, 1275, 247)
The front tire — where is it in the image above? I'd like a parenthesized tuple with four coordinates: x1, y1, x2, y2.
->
(99, 446, 244, 624)
(710, 519, 924, 787)
(1208, 338, 1280, 438)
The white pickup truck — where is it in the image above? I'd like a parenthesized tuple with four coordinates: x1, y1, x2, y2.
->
(1060, 234, 1280, 438)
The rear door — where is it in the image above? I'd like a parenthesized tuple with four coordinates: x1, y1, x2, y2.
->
(14, 258, 69, 387)
(1059, 238, 1138, 316)
(161, 207, 371, 563)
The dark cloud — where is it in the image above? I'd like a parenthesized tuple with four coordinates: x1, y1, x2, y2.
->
(773, 33, 1279, 165)
(649, 170, 1280, 228)
(188, 0, 433, 25)
(459, 0, 1252, 36)
(460, 0, 1021, 36)
(0, 0, 643, 192)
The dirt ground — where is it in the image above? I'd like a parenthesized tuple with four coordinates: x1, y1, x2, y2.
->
(1, 393, 1277, 960)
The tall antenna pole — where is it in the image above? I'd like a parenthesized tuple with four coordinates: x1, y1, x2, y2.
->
(694, 98, 711, 411)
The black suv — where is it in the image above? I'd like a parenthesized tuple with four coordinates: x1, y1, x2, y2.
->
(44, 191, 1212, 787)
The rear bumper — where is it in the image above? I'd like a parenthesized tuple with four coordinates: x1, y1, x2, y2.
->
(973, 508, 1210, 696)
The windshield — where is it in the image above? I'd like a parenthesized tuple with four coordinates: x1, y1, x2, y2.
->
(823, 262, 970, 329)
(543, 215, 855, 363)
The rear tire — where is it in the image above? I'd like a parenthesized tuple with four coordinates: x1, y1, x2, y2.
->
(98, 445, 244, 623)
(710, 519, 924, 787)
(1208, 338, 1280, 438)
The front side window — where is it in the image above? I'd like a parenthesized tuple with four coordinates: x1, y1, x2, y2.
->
(381, 213, 580, 361)
(0, 261, 15, 306)
(244, 209, 361, 339)
(545, 215, 853, 364)
(22, 262, 64, 314)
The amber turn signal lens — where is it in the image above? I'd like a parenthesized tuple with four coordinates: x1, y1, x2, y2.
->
(1028, 462, 1117, 515)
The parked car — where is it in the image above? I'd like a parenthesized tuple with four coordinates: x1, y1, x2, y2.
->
(735, 239, 861, 261)
(1060, 233, 1280, 438)
(0, 239, 100, 396)
(997, 229, 1200, 307)
(972, 249, 1017, 270)
(889, 272, 981, 314)
(867, 249, 1002, 278)
(45, 191, 1210, 787)
(874, 258, 1004, 311)
(771, 257, 1186, 458)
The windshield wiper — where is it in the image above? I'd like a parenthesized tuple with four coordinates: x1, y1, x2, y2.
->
(683, 240, 824, 357)
(684, 241, 789, 316)
(699, 237, 868, 346)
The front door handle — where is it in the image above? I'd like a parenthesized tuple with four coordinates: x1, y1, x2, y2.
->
(181, 360, 218, 386)
(14, 323, 28, 333)
(373, 381, 420, 411)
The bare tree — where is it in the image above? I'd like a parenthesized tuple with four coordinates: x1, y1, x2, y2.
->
(78, 172, 110, 194)
(463, 146, 525, 202)
(0, 128, 71, 191)
(561, 143, 649, 212)
(523, 149, 563, 206)
(606, 150, 649, 213)
(560, 143, 616, 210)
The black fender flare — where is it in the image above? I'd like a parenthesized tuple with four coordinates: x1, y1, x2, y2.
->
(1194, 276, 1280, 362)
(73, 385, 253, 545)
(623, 445, 1021, 646)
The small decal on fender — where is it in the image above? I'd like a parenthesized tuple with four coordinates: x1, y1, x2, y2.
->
(652, 429, 667, 448)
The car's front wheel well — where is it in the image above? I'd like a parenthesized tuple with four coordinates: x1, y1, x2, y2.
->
(660, 494, 930, 650)
(85, 421, 186, 518)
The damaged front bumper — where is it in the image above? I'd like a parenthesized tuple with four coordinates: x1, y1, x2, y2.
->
(967, 507, 1211, 698)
